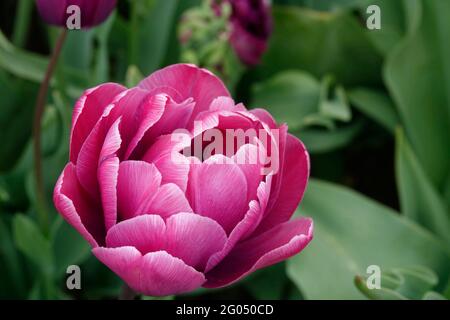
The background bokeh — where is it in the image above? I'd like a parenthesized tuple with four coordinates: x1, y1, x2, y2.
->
(0, 0, 449, 300)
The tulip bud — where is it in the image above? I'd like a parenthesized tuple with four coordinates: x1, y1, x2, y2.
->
(35, 0, 117, 29)
(227, 0, 272, 66)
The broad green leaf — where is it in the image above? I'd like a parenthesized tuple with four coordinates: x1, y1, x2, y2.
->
(423, 291, 446, 300)
(362, 0, 410, 56)
(348, 88, 399, 133)
(0, 72, 37, 172)
(13, 214, 53, 275)
(356, 266, 440, 300)
(294, 120, 363, 154)
(258, 6, 382, 87)
(0, 30, 88, 96)
(384, 0, 450, 189)
(243, 263, 288, 300)
(135, 0, 179, 74)
(319, 76, 351, 122)
(395, 128, 450, 244)
(51, 216, 90, 277)
(354, 276, 407, 300)
(251, 71, 321, 131)
(287, 179, 450, 299)
(0, 215, 27, 298)
(93, 13, 116, 84)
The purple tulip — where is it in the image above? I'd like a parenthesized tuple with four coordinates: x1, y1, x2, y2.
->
(36, 0, 117, 28)
(228, 0, 272, 65)
(53, 64, 313, 296)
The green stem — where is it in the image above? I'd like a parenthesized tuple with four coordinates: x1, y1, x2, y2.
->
(12, 0, 33, 47)
(33, 28, 68, 235)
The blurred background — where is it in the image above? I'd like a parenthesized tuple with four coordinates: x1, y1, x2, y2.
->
(0, 0, 449, 300)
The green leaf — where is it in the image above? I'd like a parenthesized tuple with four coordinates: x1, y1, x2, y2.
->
(135, 0, 179, 74)
(384, 0, 450, 189)
(13, 214, 53, 275)
(294, 120, 363, 154)
(287, 179, 450, 299)
(243, 263, 288, 300)
(251, 71, 321, 131)
(51, 216, 90, 277)
(348, 88, 399, 133)
(0, 72, 37, 172)
(319, 76, 351, 122)
(258, 6, 382, 87)
(423, 291, 447, 300)
(395, 128, 450, 244)
(0, 215, 27, 298)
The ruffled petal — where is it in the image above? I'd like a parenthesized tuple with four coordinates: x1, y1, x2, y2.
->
(165, 213, 227, 270)
(70, 83, 125, 163)
(53, 163, 103, 247)
(256, 134, 310, 234)
(138, 64, 230, 121)
(204, 217, 313, 288)
(187, 155, 248, 234)
(117, 161, 161, 220)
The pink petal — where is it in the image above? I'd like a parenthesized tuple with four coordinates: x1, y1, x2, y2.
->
(70, 83, 125, 163)
(232, 144, 265, 202)
(205, 177, 271, 272)
(117, 161, 161, 220)
(136, 97, 195, 150)
(250, 108, 277, 129)
(92, 246, 143, 293)
(123, 94, 167, 159)
(140, 251, 206, 296)
(138, 64, 230, 121)
(106, 215, 166, 254)
(165, 213, 227, 271)
(141, 183, 192, 219)
(53, 163, 103, 247)
(256, 134, 310, 234)
(187, 155, 248, 234)
(204, 217, 313, 288)
(93, 247, 206, 296)
(143, 135, 191, 192)
(98, 118, 122, 231)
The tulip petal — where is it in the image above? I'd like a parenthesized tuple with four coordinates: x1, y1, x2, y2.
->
(92, 246, 143, 292)
(123, 94, 167, 159)
(188, 155, 248, 234)
(106, 215, 166, 254)
(141, 183, 193, 218)
(93, 246, 206, 296)
(140, 251, 206, 296)
(70, 83, 125, 163)
(53, 163, 103, 247)
(204, 217, 313, 288)
(117, 161, 161, 220)
(250, 108, 277, 129)
(143, 135, 191, 192)
(232, 144, 265, 202)
(166, 213, 227, 271)
(139, 64, 230, 121)
(98, 118, 122, 230)
(256, 134, 310, 234)
(129, 97, 195, 159)
(205, 177, 271, 272)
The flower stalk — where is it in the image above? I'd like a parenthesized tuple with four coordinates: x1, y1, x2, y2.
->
(33, 28, 68, 235)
